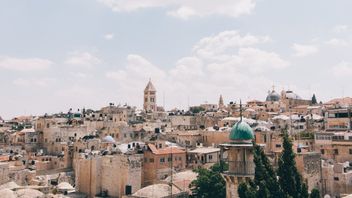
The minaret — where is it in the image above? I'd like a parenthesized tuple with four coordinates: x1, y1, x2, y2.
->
(219, 94, 225, 109)
(143, 79, 157, 112)
(220, 99, 255, 198)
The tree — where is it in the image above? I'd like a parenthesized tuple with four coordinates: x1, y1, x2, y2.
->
(311, 94, 317, 105)
(190, 162, 227, 198)
(257, 145, 283, 198)
(189, 106, 205, 114)
(277, 132, 308, 198)
(310, 188, 320, 198)
(238, 144, 283, 198)
(210, 160, 228, 173)
(238, 182, 256, 198)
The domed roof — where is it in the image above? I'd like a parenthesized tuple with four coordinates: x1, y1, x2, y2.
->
(103, 135, 115, 143)
(229, 120, 254, 141)
(285, 91, 302, 100)
(266, 90, 280, 102)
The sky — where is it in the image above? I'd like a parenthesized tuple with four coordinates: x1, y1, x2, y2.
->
(1, 0, 352, 119)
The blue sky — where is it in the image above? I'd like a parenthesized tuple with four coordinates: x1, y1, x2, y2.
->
(0, 0, 352, 119)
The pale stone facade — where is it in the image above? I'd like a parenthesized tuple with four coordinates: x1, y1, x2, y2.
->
(143, 80, 157, 112)
(75, 153, 143, 197)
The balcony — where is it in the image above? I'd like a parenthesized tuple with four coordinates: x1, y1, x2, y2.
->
(223, 161, 255, 176)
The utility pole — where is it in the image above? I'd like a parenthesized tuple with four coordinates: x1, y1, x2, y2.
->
(169, 145, 173, 197)
(348, 105, 352, 131)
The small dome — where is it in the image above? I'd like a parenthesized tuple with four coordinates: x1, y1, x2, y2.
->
(103, 135, 115, 143)
(266, 90, 280, 102)
(229, 121, 254, 141)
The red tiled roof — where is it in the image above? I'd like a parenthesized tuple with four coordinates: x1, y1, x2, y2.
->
(148, 144, 185, 155)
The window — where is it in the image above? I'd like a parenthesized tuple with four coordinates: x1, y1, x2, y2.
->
(321, 149, 325, 154)
(334, 149, 339, 155)
(149, 158, 154, 163)
(209, 155, 213, 160)
(275, 144, 282, 148)
(144, 158, 147, 163)
(334, 177, 339, 181)
(160, 158, 165, 163)
(349, 149, 352, 155)
(168, 157, 172, 162)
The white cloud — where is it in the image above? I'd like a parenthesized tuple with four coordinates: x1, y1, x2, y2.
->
(65, 52, 101, 67)
(0, 57, 52, 71)
(70, 72, 88, 78)
(325, 38, 348, 46)
(104, 33, 114, 40)
(333, 25, 349, 33)
(106, 30, 289, 109)
(97, 0, 256, 19)
(13, 78, 55, 87)
(332, 61, 352, 77)
(193, 30, 270, 59)
(291, 43, 319, 57)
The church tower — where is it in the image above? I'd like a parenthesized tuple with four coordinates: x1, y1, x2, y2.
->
(143, 79, 157, 112)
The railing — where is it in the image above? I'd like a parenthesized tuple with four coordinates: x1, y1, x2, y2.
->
(224, 161, 255, 176)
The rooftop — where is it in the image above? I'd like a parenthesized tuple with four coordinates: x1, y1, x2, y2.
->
(148, 144, 185, 155)
(188, 147, 220, 154)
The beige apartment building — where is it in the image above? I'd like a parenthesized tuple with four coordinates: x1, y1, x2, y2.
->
(143, 143, 186, 186)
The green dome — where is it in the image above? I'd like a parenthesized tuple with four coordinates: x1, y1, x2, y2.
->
(229, 121, 254, 141)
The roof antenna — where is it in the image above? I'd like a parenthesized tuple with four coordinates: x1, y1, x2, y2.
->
(240, 99, 243, 122)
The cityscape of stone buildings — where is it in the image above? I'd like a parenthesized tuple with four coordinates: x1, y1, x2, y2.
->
(0, 80, 351, 198)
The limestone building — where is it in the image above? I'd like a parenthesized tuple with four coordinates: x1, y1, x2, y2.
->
(75, 153, 143, 197)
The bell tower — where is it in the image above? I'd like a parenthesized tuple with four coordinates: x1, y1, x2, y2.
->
(143, 79, 157, 112)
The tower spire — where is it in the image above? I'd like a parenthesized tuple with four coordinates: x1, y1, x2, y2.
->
(219, 94, 224, 109)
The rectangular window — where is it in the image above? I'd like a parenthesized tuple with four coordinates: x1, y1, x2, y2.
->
(275, 144, 282, 148)
(149, 158, 154, 163)
(334, 149, 339, 155)
(168, 157, 172, 162)
(321, 149, 325, 154)
(160, 158, 165, 163)
(349, 149, 352, 155)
